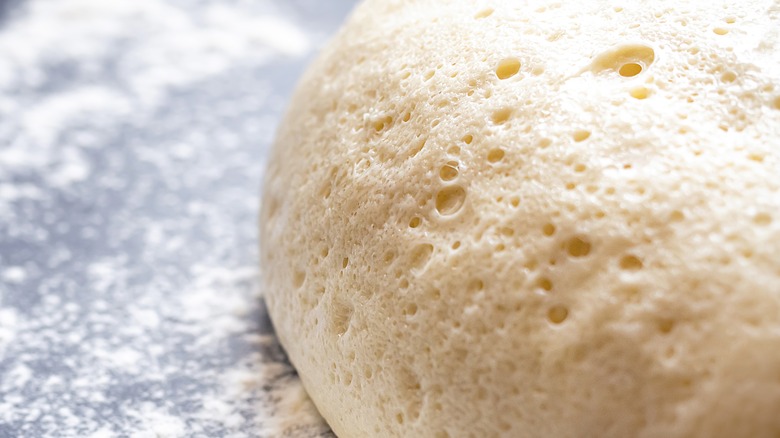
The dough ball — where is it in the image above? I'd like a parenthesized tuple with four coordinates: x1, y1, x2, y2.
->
(260, 0, 780, 436)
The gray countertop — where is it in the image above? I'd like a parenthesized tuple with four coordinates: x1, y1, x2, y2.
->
(0, 0, 357, 436)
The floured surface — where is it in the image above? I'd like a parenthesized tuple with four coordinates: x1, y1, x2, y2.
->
(0, 0, 356, 436)
(262, 0, 780, 437)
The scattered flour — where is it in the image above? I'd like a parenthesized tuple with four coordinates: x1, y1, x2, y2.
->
(0, 0, 309, 208)
(0, 0, 346, 436)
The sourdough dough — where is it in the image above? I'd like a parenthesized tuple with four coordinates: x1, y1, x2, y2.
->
(260, 0, 780, 436)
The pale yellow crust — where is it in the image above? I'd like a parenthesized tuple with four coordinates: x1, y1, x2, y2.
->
(260, 1, 780, 436)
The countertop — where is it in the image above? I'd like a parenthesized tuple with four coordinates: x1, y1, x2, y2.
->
(0, 0, 357, 436)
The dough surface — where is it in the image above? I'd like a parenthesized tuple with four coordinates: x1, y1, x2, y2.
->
(260, 1, 780, 436)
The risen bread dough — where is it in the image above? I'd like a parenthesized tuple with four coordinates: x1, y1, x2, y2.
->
(260, 0, 780, 436)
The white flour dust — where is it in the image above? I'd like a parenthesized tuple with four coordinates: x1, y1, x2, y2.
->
(0, 0, 309, 208)
(0, 0, 343, 436)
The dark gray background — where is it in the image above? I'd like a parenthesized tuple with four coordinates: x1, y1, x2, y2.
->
(0, 1, 358, 436)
